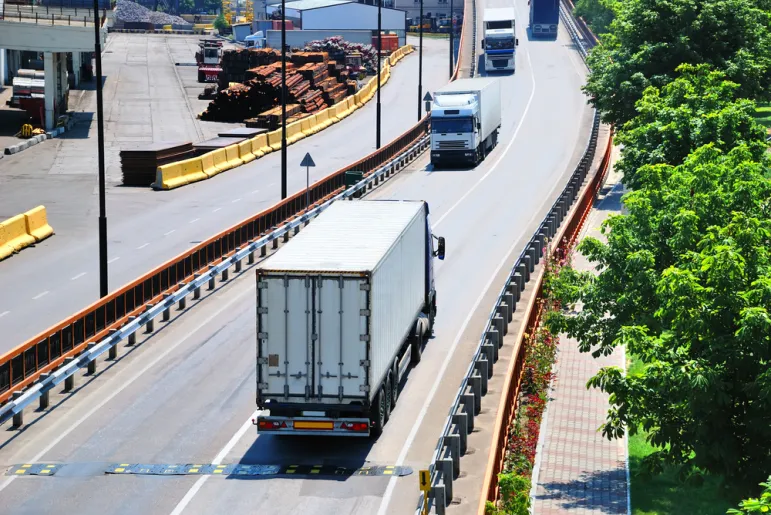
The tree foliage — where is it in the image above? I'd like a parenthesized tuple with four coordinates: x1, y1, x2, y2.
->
(727, 477, 771, 514)
(573, 0, 616, 35)
(616, 64, 768, 188)
(584, 0, 771, 126)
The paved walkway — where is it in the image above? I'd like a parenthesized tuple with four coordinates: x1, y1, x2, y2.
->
(532, 157, 630, 515)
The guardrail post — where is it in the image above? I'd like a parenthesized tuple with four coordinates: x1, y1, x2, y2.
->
(39, 373, 51, 409)
(109, 329, 119, 359)
(452, 406, 468, 454)
(486, 328, 500, 356)
(145, 305, 155, 333)
(436, 450, 453, 502)
(482, 341, 495, 373)
(513, 272, 523, 297)
(494, 306, 507, 336)
(470, 371, 482, 416)
(503, 291, 514, 320)
(64, 357, 76, 391)
(208, 266, 216, 290)
(432, 481, 446, 515)
(475, 356, 488, 395)
(462, 387, 475, 432)
(498, 300, 510, 327)
(528, 244, 538, 267)
(127, 316, 137, 345)
(248, 248, 255, 264)
(445, 433, 461, 478)
(193, 274, 202, 299)
(12, 391, 24, 427)
(294, 225, 300, 235)
(271, 228, 279, 249)
(235, 248, 243, 272)
(178, 283, 187, 310)
(524, 254, 533, 276)
(283, 230, 289, 243)
(163, 293, 172, 321)
(261, 244, 267, 257)
(539, 231, 549, 254)
(87, 342, 97, 374)
(547, 215, 555, 237)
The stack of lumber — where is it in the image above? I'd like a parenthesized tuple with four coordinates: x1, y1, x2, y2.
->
(297, 63, 329, 87)
(120, 142, 194, 187)
(249, 104, 303, 130)
(290, 52, 329, 65)
(218, 48, 280, 88)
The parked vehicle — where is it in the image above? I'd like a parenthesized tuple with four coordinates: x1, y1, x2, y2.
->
(255, 200, 446, 437)
(430, 77, 502, 167)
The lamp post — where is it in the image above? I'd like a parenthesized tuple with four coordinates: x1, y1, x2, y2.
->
(417, 0, 423, 121)
(280, 0, 287, 199)
(376, 0, 382, 149)
(93, 0, 108, 298)
(448, 0, 454, 78)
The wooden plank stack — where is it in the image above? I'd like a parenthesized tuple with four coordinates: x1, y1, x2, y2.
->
(218, 48, 281, 88)
(120, 142, 194, 187)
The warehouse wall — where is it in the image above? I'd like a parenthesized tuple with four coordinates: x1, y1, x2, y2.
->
(301, 3, 405, 31)
(267, 29, 373, 49)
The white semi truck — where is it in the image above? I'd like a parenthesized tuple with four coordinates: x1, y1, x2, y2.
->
(429, 77, 502, 167)
(255, 200, 445, 437)
(483, 7, 518, 73)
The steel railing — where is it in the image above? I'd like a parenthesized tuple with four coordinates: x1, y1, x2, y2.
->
(0, 1, 107, 25)
(417, 3, 607, 513)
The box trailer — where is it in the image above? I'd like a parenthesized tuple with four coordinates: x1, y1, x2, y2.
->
(430, 77, 502, 167)
(255, 200, 446, 437)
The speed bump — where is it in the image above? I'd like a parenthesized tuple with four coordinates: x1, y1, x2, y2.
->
(6, 464, 62, 476)
(104, 463, 412, 478)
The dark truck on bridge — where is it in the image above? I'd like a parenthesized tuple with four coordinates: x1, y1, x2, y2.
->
(530, 0, 560, 38)
(255, 199, 445, 437)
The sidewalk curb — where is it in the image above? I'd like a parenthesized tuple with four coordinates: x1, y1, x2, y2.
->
(3, 120, 75, 156)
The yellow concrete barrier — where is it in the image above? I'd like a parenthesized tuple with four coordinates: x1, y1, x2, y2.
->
(316, 110, 332, 130)
(224, 144, 243, 168)
(268, 130, 283, 151)
(0, 211, 38, 258)
(24, 206, 54, 243)
(200, 153, 218, 177)
(301, 115, 317, 135)
(251, 134, 267, 158)
(180, 158, 208, 184)
(211, 148, 230, 174)
(239, 140, 257, 164)
(154, 162, 188, 190)
(0, 224, 13, 260)
(286, 121, 305, 144)
(333, 102, 347, 122)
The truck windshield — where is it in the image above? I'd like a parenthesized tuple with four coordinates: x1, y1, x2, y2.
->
(486, 36, 515, 50)
(432, 118, 473, 133)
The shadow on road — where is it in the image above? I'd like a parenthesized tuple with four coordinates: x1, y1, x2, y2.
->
(535, 468, 628, 514)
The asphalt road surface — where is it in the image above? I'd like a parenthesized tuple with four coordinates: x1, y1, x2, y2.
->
(0, 35, 449, 352)
(0, 1, 593, 512)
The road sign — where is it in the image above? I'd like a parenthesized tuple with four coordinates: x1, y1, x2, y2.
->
(419, 469, 430, 492)
(301, 153, 316, 211)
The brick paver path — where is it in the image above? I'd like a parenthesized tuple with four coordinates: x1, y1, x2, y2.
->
(532, 167, 630, 515)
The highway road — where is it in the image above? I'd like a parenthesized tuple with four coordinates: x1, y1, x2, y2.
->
(0, 35, 449, 352)
(0, 0, 593, 512)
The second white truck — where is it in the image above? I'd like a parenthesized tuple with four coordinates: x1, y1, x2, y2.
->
(429, 77, 502, 167)
(483, 8, 518, 72)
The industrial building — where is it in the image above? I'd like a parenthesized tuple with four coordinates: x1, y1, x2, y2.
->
(262, 0, 407, 48)
(392, 0, 462, 21)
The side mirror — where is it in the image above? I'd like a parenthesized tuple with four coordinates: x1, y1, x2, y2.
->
(481, 38, 485, 48)
(477, 122, 481, 130)
(516, 38, 519, 46)
(437, 237, 445, 260)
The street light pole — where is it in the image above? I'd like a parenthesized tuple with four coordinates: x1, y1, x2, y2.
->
(376, 0, 382, 149)
(418, 0, 423, 121)
(280, 0, 287, 199)
(93, 0, 108, 298)
(449, 0, 454, 79)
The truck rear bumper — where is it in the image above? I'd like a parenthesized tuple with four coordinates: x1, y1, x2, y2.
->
(430, 149, 476, 166)
(256, 416, 371, 437)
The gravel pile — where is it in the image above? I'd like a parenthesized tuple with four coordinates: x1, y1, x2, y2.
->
(114, 0, 192, 27)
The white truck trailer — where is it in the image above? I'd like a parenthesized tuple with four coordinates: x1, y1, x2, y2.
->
(255, 200, 446, 437)
(483, 8, 518, 73)
(429, 77, 502, 167)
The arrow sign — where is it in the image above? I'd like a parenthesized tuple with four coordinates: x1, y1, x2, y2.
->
(419, 469, 430, 492)
(300, 153, 316, 168)
(423, 92, 433, 102)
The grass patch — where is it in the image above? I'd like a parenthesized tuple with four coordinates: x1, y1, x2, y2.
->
(753, 102, 771, 128)
(406, 31, 449, 39)
(625, 354, 737, 515)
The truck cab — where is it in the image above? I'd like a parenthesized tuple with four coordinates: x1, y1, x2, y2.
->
(482, 8, 518, 73)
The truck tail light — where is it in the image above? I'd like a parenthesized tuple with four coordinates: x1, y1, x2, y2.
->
(341, 422, 369, 432)
(258, 420, 288, 430)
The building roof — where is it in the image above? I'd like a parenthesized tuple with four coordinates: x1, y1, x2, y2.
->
(268, 0, 352, 11)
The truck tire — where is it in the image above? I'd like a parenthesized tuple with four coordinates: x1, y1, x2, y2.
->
(410, 314, 429, 365)
(410, 335, 422, 365)
(390, 362, 399, 409)
(384, 376, 393, 423)
(371, 388, 387, 436)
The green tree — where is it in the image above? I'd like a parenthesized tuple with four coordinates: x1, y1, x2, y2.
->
(573, 0, 616, 35)
(180, 0, 194, 12)
(616, 64, 768, 189)
(550, 143, 771, 486)
(584, 0, 771, 126)
(727, 477, 771, 513)
(213, 12, 229, 30)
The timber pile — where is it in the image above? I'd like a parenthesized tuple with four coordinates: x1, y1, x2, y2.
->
(297, 63, 329, 87)
(120, 142, 194, 187)
(218, 48, 281, 88)
(291, 52, 329, 65)
(246, 104, 302, 130)
(199, 82, 277, 122)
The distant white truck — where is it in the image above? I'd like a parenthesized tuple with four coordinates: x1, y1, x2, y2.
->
(483, 7, 518, 73)
(429, 77, 502, 167)
(255, 200, 445, 437)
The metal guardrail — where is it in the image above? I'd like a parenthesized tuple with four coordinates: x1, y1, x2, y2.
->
(0, 2, 106, 25)
(417, 4, 604, 512)
(0, 133, 431, 426)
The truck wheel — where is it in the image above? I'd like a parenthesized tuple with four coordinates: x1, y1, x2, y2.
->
(410, 336, 422, 365)
(384, 376, 393, 422)
(371, 388, 387, 436)
(390, 363, 399, 409)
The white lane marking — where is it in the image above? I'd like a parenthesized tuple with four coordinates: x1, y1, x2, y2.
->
(212, 208, 222, 213)
(32, 291, 49, 300)
(71, 272, 86, 281)
(432, 51, 537, 230)
(231, 198, 241, 204)
(189, 218, 200, 224)
(0, 285, 255, 496)
(0, 311, 10, 318)
(108, 257, 120, 264)
(169, 410, 261, 515)
(377, 41, 539, 515)
(164, 230, 176, 236)
(137, 243, 150, 250)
